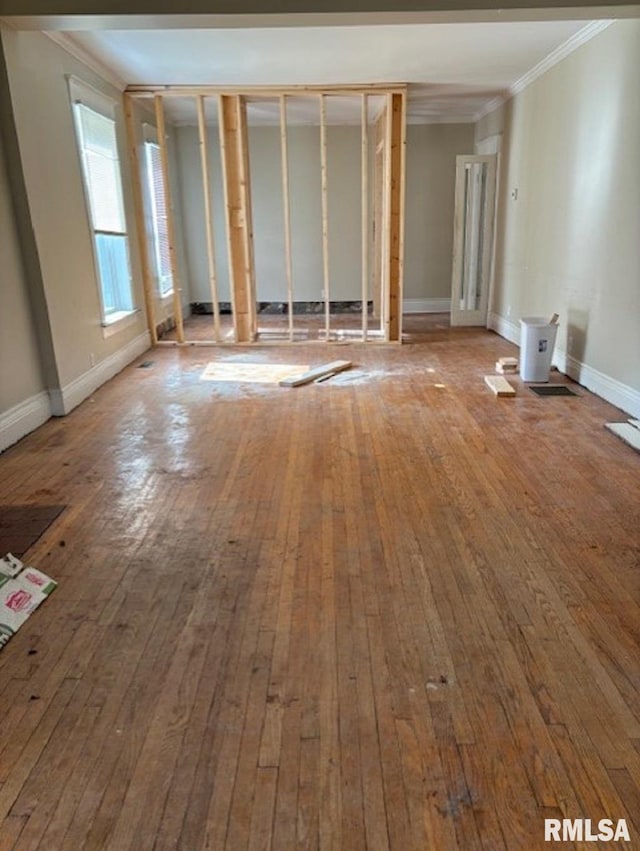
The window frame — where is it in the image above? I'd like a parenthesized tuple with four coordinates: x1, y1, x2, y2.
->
(68, 76, 138, 332)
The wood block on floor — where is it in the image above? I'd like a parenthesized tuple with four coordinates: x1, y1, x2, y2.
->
(279, 360, 352, 387)
(484, 375, 516, 397)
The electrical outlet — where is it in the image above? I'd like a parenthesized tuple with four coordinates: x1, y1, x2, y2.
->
(511, 188, 519, 200)
(89, 352, 95, 367)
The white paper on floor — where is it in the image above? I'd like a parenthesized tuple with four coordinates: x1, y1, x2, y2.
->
(0, 553, 58, 650)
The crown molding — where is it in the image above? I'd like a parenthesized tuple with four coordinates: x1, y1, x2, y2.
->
(44, 31, 126, 91)
(472, 20, 612, 124)
(408, 114, 476, 125)
(473, 93, 507, 122)
(510, 19, 613, 97)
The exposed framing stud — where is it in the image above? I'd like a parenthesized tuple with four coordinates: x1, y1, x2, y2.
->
(388, 91, 406, 343)
(154, 95, 185, 344)
(361, 93, 369, 342)
(382, 94, 393, 340)
(218, 95, 257, 344)
(238, 98, 257, 342)
(372, 108, 386, 326)
(319, 94, 330, 342)
(279, 95, 294, 342)
(124, 84, 406, 347)
(123, 94, 157, 345)
(196, 95, 222, 342)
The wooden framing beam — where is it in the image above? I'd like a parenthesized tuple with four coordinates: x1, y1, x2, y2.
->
(279, 95, 294, 342)
(127, 85, 405, 347)
(127, 84, 407, 97)
(319, 94, 330, 341)
(372, 131, 384, 328)
(388, 91, 406, 343)
(361, 93, 369, 342)
(123, 94, 157, 346)
(382, 95, 392, 340)
(196, 95, 222, 343)
(218, 95, 257, 343)
(279, 360, 352, 387)
(154, 95, 185, 343)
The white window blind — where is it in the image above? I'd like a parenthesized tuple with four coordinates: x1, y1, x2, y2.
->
(144, 140, 173, 296)
(72, 93, 134, 321)
(75, 104, 127, 234)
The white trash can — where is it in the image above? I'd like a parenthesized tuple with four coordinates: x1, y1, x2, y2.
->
(520, 317, 558, 382)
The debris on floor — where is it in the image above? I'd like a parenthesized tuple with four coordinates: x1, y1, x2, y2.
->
(605, 420, 640, 453)
(201, 362, 309, 384)
(0, 553, 58, 651)
(496, 356, 518, 375)
(279, 360, 352, 387)
(484, 375, 516, 397)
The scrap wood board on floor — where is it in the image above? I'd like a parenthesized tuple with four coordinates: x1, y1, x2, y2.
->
(279, 359, 352, 387)
(484, 374, 516, 397)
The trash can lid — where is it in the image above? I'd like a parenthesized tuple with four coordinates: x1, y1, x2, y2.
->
(520, 316, 549, 326)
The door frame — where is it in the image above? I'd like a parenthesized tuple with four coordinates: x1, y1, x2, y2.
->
(450, 154, 497, 327)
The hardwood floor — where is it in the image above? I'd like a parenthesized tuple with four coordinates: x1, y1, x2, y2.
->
(0, 316, 638, 850)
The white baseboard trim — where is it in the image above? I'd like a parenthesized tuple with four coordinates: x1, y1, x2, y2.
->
(403, 298, 451, 314)
(488, 311, 640, 418)
(487, 311, 520, 344)
(0, 391, 52, 454)
(49, 331, 152, 416)
(555, 350, 640, 420)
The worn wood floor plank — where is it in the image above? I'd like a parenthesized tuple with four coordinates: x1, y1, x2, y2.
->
(0, 317, 638, 850)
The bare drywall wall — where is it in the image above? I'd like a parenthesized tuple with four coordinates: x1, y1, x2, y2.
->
(489, 20, 640, 406)
(175, 119, 472, 307)
(1, 27, 149, 393)
(0, 130, 45, 413)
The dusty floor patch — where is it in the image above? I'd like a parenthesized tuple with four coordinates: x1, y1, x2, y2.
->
(200, 362, 310, 384)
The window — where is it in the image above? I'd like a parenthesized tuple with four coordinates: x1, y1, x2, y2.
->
(144, 139, 173, 297)
(71, 85, 135, 324)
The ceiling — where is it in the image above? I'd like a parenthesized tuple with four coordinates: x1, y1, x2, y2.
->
(57, 19, 598, 123)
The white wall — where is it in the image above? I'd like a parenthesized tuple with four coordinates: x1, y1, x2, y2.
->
(175, 123, 232, 303)
(175, 120, 473, 308)
(175, 123, 361, 304)
(404, 123, 475, 302)
(481, 20, 640, 416)
(1, 27, 151, 417)
(0, 129, 49, 447)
